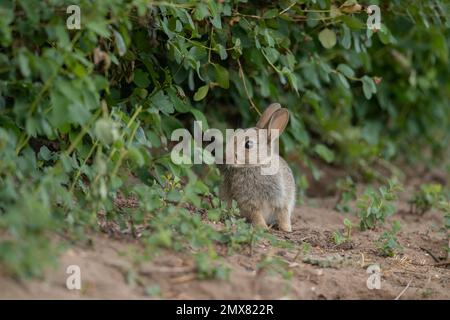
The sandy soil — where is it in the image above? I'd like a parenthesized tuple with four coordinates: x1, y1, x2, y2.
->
(1, 186, 449, 299)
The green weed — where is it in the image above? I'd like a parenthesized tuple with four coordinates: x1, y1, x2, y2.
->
(377, 221, 402, 257)
(335, 177, 357, 213)
(409, 184, 444, 215)
(357, 179, 403, 230)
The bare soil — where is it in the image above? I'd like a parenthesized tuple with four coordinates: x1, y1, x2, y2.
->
(1, 163, 449, 300)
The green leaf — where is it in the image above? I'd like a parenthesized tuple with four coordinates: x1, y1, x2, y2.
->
(86, 20, 110, 37)
(338, 15, 365, 29)
(68, 103, 92, 126)
(314, 144, 335, 163)
(149, 91, 174, 114)
(193, 84, 209, 101)
(362, 82, 372, 99)
(168, 88, 190, 113)
(216, 44, 227, 60)
(318, 28, 337, 49)
(378, 24, 393, 44)
(264, 29, 275, 47)
(193, 3, 210, 20)
(343, 218, 353, 228)
(133, 69, 150, 88)
(214, 64, 229, 89)
(263, 9, 279, 19)
(306, 12, 320, 28)
(282, 67, 299, 93)
(262, 47, 279, 64)
(113, 30, 127, 56)
(38, 146, 52, 161)
(362, 76, 377, 99)
(147, 130, 161, 148)
(338, 73, 350, 89)
(95, 119, 119, 145)
(208, 1, 222, 29)
(190, 109, 209, 130)
(127, 147, 145, 167)
(18, 51, 31, 77)
(431, 31, 448, 63)
(340, 25, 352, 49)
(337, 64, 355, 78)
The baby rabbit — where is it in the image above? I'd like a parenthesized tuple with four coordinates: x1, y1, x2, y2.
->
(219, 103, 296, 232)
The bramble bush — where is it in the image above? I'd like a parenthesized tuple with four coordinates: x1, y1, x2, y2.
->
(0, 0, 449, 277)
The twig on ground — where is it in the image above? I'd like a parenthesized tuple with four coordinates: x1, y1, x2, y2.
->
(293, 249, 301, 262)
(170, 274, 197, 284)
(419, 247, 440, 263)
(139, 266, 195, 275)
(249, 232, 254, 256)
(434, 261, 450, 268)
(394, 279, 412, 300)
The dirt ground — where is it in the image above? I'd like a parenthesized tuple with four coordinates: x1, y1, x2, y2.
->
(1, 163, 449, 300)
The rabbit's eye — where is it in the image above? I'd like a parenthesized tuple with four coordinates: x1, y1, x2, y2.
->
(245, 140, 254, 149)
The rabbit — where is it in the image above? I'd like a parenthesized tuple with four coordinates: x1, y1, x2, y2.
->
(219, 103, 296, 232)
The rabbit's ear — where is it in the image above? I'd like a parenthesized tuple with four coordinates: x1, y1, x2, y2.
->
(267, 108, 289, 141)
(256, 103, 281, 129)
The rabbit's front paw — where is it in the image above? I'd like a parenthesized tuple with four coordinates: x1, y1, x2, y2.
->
(250, 212, 268, 230)
(276, 209, 292, 232)
(278, 222, 292, 232)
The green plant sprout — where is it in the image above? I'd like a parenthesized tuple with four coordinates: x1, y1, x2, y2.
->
(408, 183, 443, 215)
(377, 221, 402, 257)
(435, 200, 450, 259)
(335, 177, 357, 213)
(357, 179, 403, 230)
(332, 218, 354, 245)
